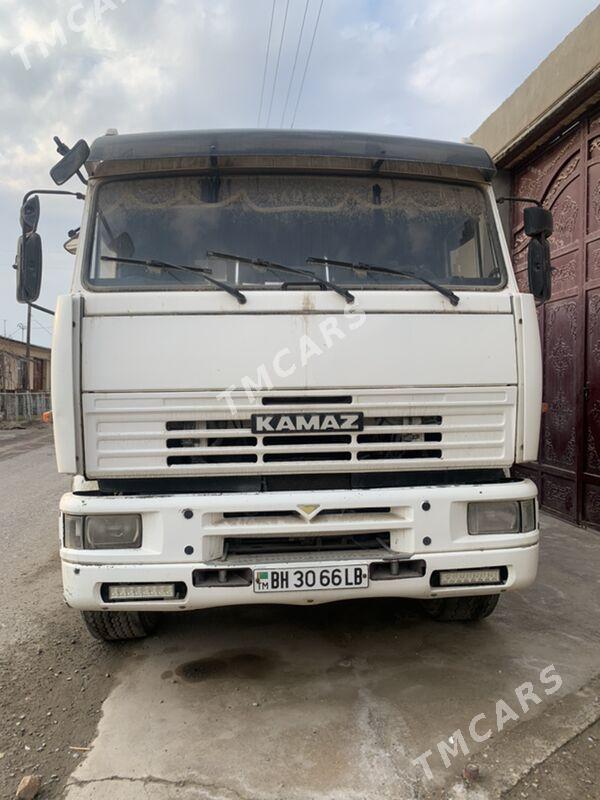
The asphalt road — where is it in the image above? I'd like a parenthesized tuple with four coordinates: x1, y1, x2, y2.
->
(1, 426, 599, 800)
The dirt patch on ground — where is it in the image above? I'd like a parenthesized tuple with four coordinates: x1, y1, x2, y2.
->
(503, 716, 600, 800)
(0, 420, 46, 431)
(0, 611, 130, 800)
(0, 423, 53, 462)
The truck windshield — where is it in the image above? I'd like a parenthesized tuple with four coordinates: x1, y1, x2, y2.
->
(86, 174, 503, 291)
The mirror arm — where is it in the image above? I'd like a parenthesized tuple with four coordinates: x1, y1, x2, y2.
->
(22, 188, 85, 206)
(53, 135, 69, 156)
(20, 189, 86, 240)
(496, 196, 542, 207)
(29, 302, 55, 316)
(18, 188, 85, 242)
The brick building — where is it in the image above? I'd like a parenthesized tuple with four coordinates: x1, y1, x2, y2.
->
(0, 335, 51, 392)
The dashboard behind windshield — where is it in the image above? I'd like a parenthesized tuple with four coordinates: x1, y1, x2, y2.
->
(86, 174, 504, 291)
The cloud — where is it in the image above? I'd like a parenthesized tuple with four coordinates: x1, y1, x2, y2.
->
(406, 0, 598, 127)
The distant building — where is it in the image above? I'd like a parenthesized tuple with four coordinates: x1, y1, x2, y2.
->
(0, 335, 51, 392)
(471, 6, 600, 528)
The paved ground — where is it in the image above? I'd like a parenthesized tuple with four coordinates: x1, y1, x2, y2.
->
(504, 716, 600, 800)
(0, 426, 121, 800)
(1, 426, 600, 800)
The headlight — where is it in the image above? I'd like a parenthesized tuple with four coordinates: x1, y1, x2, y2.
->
(467, 499, 536, 535)
(63, 514, 142, 549)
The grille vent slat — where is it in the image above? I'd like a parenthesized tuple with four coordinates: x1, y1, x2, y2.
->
(262, 395, 352, 406)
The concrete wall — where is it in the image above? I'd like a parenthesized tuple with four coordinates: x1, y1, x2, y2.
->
(471, 6, 600, 164)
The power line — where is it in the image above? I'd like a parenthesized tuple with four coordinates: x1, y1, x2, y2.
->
(265, 0, 290, 127)
(279, 0, 310, 127)
(290, 0, 324, 128)
(257, 0, 277, 127)
(32, 317, 53, 336)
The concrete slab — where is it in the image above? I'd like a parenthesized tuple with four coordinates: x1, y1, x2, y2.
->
(63, 514, 600, 800)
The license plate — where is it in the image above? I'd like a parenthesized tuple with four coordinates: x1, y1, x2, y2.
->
(253, 565, 369, 593)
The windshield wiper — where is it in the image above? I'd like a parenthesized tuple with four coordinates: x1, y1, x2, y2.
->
(207, 250, 354, 304)
(306, 257, 460, 306)
(100, 256, 247, 304)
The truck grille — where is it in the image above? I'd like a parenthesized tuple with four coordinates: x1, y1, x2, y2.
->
(224, 531, 391, 557)
(164, 414, 443, 465)
(83, 387, 516, 478)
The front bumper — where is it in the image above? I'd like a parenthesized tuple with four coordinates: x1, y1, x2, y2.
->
(59, 479, 539, 612)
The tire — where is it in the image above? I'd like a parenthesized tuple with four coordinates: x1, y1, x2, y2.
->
(81, 610, 157, 641)
(422, 594, 500, 622)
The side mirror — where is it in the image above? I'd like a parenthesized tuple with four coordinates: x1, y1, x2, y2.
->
(16, 232, 43, 303)
(524, 206, 553, 237)
(50, 139, 90, 186)
(525, 206, 553, 302)
(20, 195, 40, 235)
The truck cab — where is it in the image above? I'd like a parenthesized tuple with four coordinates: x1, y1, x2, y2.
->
(17, 130, 551, 640)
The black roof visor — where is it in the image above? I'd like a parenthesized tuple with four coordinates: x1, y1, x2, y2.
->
(87, 129, 496, 182)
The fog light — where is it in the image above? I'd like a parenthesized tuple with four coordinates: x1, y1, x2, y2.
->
(438, 568, 502, 586)
(107, 583, 176, 601)
(85, 515, 142, 549)
(468, 500, 536, 535)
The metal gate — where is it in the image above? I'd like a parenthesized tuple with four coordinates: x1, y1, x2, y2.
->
(512, 105, 600, 528)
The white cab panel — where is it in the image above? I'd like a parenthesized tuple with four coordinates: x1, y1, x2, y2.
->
(81, 312, 517, 392)
(515, 293, 543, 462)
(51, 295, 79, 473)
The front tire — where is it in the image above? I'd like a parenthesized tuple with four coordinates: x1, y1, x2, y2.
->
(422, 594, 500, 622)
(81, 610, 157, 641)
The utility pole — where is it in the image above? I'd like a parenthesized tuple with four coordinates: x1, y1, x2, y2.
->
(25, 304, 31, 391)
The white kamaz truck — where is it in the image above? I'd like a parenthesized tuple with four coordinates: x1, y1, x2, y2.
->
(15, 130, 553, 640)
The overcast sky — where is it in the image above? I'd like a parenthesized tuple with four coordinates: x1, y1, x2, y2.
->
(0, 0, 597, 347)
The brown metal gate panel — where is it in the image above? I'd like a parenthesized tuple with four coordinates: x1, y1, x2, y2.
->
(582, 111, 600, 527)
(512, 106, 600, 528)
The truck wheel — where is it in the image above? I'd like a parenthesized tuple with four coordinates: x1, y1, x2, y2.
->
(422, 594, 500, 622)
(81, 610, 157, 641)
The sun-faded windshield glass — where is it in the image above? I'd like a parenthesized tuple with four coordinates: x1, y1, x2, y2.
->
(87, 174, 503, 290)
